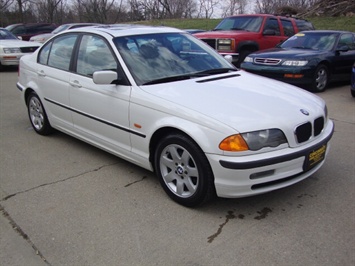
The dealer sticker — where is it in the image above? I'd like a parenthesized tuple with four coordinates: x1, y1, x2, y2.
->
(304, 144, 326, 170)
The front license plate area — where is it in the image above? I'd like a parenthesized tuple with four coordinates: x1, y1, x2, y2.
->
(303, 144, 327, 171)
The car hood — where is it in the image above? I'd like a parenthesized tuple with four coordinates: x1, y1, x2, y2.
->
(194, 30, 258, 39)
(0, 39, 41, 47)
(30, 33, 53, 40)
(140, 70, 324, 134)
(249, 48, 327, 59)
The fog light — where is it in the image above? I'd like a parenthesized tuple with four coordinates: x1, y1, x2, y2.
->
(250, 170, 275, 179)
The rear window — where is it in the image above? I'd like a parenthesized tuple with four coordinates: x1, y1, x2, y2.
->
(295, 20, 315, 31)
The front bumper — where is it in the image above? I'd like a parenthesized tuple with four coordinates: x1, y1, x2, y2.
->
(207, 120, 334, 198)
(0, 54, 23, 66)
(241, 63, 315, 86)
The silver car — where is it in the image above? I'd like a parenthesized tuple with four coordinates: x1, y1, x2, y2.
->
(29, 23, 101, 43)
(0, 28, 41, 70)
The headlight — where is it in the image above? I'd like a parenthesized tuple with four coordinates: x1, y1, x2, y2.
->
(217, 39, 234, 51)
(243, 56, 253, 63)
(219, 129, 287, 152)
(3, 47, 21, 54)
(282, 60, 308, 66)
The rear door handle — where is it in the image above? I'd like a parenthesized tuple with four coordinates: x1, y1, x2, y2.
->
(37, 70, 46, 77)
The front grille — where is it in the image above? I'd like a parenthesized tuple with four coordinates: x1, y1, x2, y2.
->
(254, 58, 282, 65)
(200, 39, 217, 49)
(20, 46, 39, 53)
(314, 117, 324, 136)
(295, 117, 325, 143)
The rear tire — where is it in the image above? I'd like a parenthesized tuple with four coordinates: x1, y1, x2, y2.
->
(27, 92, 54, 135)
(154, 134, 215, 207)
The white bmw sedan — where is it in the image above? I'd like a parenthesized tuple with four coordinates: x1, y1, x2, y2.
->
(17, 25, 334, 207)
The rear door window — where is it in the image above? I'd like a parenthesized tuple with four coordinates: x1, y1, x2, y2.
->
(38, 34, 78, 71)
(264, 18, 281, 35)
(281, 19, 295, 37)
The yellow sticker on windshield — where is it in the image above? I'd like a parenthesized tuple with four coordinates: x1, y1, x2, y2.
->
(295, 33, 305, 36)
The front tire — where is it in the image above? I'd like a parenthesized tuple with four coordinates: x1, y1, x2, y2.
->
(27, 92, 53, 135)
(311, 64, 328, 92)
(154, 134, 215, 207)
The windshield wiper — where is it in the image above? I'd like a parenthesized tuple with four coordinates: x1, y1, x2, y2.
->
(195, 68, 238, 76)
(142, 68, 238, 85)
(142, 75, 192, 85)
(230, 27, 249, 31)
(292, 46, 313, 49)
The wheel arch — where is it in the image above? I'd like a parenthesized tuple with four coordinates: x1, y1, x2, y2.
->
(317, 60, 332, 77)
(149, 127, 198, 171)
(148, 124, 219, 174)
(24, 88, 35, 105)
(236, 41, 259, 53)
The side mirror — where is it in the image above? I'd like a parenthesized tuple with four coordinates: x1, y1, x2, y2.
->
(336, 45, 349, 52)
(93, 71, 119, 85)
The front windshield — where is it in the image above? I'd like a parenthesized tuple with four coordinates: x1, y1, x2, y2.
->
(52, 25, 70, 34)
(214, 16, 263, 32)
(0, 29, 17, 40)
(281, 32, 338, 51)
(114, 33, 235, 86)
(5, 25, 16, 31)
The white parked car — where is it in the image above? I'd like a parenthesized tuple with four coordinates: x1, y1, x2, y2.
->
(0, 28, 41, 70)
(29, 23, 101, 43)
(17, 25, 334, 206)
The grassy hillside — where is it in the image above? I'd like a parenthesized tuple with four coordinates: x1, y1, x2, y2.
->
(132, 16, 355, 32)
(309, 16, 355, 32)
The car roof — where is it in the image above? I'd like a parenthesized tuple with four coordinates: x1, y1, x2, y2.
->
(299, 30, 352, 34)
(7, 22, 55, 27)
(227, 14, 289, 18)
(66, 24, 184, 37)
(62, 23, 101, 27)
(225, 14, 312, 22)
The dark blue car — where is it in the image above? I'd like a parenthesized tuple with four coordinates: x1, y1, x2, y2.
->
(241, 30, 355, 92)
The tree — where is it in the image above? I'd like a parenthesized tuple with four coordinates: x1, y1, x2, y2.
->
(221, 0, 247, 17)
(298, 0, 355, 17)
(35, 0, 64, 23)
(254, 0, 315, 14)
(196, 0, 219, 18)
(73, 0, 126, 24)
(0, 0, 13, 11)
(14, 0, 33, 22)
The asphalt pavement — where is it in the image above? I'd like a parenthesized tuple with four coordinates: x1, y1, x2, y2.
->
(0, 69, 354, 266)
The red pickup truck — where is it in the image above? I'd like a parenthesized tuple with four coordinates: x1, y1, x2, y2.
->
(194, 14, 314, 66)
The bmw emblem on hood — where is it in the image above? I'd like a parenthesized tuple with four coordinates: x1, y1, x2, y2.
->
(300, 109, 309, 116)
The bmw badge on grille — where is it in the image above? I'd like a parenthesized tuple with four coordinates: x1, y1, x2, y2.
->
(300, 109, 310, 116)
